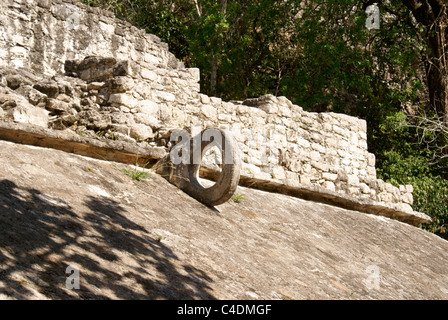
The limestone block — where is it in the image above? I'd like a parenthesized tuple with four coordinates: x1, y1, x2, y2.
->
(360, 183, 370, 194)
(33, 81, 59, 98)
(300, 174, 311, 185)
(325, 137, 338, 148)
(188, 68, 200, 82)
(384, 182, 395, 193)
(110, 112, 132, 124)
(366, 166, 376, 178)
(401, 193, 414, 205)
(333, 125, 349, 137)
(10, 46, 28, 69)
(144, 53, 160, 65)
(16, 85, 47, 105)
(358, 160, 368, 171)
(350, 131, 359, 146)
(341, 157, 352, 166)
(328, 157, 340, 171)
(322, 172, 338, 182)
(46, 98, 73, 114)
(338, 139, 349, 150)
(310, 151, 321, 162)
(272, 133, 287, 149)
(254, 171, 273, 180)
(277, 96, 293, 107)
(301, 163, 312, 174)
(272, 166, 286, 180)
(218, 113, 232, 123)
(348, 187, 361, 196)
(285, 130, 299, 144)
(398, 203, 414, 214)
(189, 83, 200, 93)
(278, 104, 292, 117)
(141, 68, 158, 81)
(9, 104, 49, 127)
(358, 131, 367, 140)
(347, 174, 360, 187)
(337, 149, 350, 158)
(110, 124, 130, 136)
(311, 142, 326, 153)
(323, 181, 336, 192)
(351, 160, 360, 169)
(296, 137, 311, 149)
(133, 113, 161, 129)
(359, 118, 367, 132)
(172, 78, 189, 89)
(359, 139, 368, 150)
(109, 93, 138, 108)
(376, 179, 385, 192)
(131, 81, 153, 99)
(379, 192, 393, 202)
(154, 90, 175, 102)
(285, 171, 299, 181)
(242, 162, 261, 176)
(286, 159, 301, 173)
(201, 104, 218, 121)
(129, 123, 154, 141)
(349, 145, 360, 154)
(320, 121, 332, 132)
(108, 131, 136, 144)
(257, 102, 278, 114)
(159, 104, 172, 122)
(37, 0, 51, 8)
(137, 100, 159, 116)
(99, 21, 115, 35)
(311, 160, 329, 172)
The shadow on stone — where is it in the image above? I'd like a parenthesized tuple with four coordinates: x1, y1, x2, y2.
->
(0, 179, 215, 299)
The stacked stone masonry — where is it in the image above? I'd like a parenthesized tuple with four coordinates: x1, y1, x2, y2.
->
(0, 0, 414, 214)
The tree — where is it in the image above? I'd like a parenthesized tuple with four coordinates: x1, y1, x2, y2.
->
(399, 0, 447, 122)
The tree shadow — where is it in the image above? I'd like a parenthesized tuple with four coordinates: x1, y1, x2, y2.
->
(0, 179, 215, 299)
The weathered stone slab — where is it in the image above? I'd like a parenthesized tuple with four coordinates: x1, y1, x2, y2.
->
(0, 138, 446, 300)
(0, 121, 430, 227)
(0, 121, 165, 166)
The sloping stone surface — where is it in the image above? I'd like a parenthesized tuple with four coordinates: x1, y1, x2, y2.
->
(0, 121, 431, 226)
(0, 139, 447, 300)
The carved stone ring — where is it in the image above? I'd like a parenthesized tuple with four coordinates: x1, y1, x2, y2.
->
(156, 128, 241, 206)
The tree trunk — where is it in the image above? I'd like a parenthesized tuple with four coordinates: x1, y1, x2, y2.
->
(426, 21, 448, 122)
(209, 0, 227, 97)
(210, 53, 218, 96)
(401, 0, 448, 122)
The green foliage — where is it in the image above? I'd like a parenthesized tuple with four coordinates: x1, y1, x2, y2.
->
(375, 111, 448, 239)
(229, 193, 245, 204)
(413, 175, 448, 237)
(117, 163, 150, 181)
(377, 150, 448, 239)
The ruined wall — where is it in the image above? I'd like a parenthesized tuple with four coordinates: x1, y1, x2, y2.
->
(0, 0, 415, 214)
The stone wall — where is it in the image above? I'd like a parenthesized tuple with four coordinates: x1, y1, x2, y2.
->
(0, 0, 415, 214)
